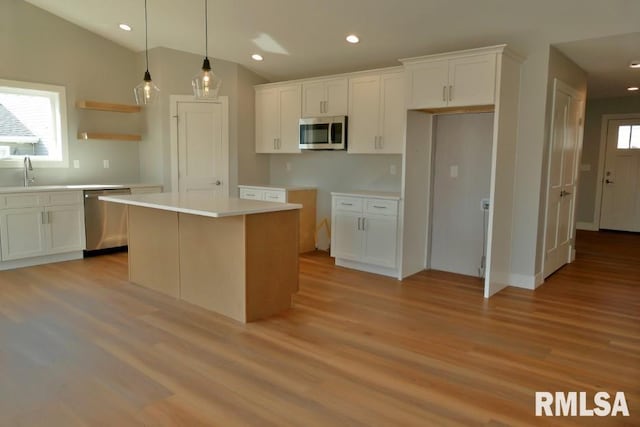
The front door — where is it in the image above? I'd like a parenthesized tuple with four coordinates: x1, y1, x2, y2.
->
(177, 99, 228, 194)
(543, 80, 584, 278)
(600, 119, 640, 232)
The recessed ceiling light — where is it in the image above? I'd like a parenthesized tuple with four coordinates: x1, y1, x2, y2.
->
(119, 23, 132, 31)
(346, 34, 360, 44)
(628, 86, 639, 91)
(251, 54, 264, 61)
(630, 61, 640, 69)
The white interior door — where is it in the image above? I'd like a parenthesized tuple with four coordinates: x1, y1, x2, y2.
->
(176, 98, 228, 194)
(600, 119, 640, 232)
(543, 80, 584, 278)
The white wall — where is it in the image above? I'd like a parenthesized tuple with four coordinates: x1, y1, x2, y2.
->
(138, 47, 269, 193)
(0, 0, 141, 186)
(577, 96, 640, 225)
(430, 113, 493, 277)
(270, 152, 402, 249)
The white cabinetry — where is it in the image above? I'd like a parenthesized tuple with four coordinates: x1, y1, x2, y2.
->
(302, 77, 348, 117)
(255, 84, 301, 153)
(403, 50, 497, 110)
(130, 186, 163, 195)
(331, 193, 400, 277)
(0, 191, 85, 263)
(348, 70, 405, 154)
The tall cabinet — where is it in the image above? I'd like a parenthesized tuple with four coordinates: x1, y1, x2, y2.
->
(399, 44, 523, 298)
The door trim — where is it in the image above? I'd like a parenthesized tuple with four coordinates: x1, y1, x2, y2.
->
(541, 78, 585, 279)
(169, 95, 229, 193)
(594, 113, 640, 230)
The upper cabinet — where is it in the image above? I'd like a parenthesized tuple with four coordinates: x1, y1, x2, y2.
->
(402, 49, 498, 110)
(348, 70, 405, 154)
(255, 83, 301, 153)
(302, 77, 348, 117)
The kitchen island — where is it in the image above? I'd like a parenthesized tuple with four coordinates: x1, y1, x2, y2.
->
(100, 191, 302, 323)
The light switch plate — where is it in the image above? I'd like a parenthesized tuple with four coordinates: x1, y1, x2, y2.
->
(103, 159, 110, 169)
(73, 160, 80, 168)
(450, 165, 458, 178)
(580, 164, 591, 172)
(390, 164, 397, 175)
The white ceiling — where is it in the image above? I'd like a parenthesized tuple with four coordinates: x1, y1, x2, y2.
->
(23, 0, 640, 98)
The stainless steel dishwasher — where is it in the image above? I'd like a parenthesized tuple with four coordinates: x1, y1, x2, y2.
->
(83, 188, 131, 254)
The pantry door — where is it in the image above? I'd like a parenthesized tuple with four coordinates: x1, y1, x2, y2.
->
(170, 96, 228, 194)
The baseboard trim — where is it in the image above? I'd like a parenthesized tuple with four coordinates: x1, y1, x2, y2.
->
(507, 272, 544, 290)
(576, 221, 598, 231)
(0, 251, 83, 271)
(335, 258, 400, 279)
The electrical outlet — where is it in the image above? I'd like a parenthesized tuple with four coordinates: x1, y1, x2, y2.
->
(73, 160, 80, 168)
(390, 164, 397, 176)
(103, 159, 110, 169)
(481, 198, 490, 211)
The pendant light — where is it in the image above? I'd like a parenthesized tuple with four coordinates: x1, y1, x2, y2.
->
(134, 0, 159, 105)
(192, 0, 222, 99)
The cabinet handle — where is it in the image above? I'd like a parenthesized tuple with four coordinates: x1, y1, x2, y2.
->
(246, 193, 255, 197)
(41, 211, 47, 224)
(442, 85, 447, 102)
(449, 85, 453, 101)
(372, 205, 387, 209)
(357, 217, 361, 231)
(361, 217, 366, 230)
(341, 202, 353, 206)
(379, 136, 383, 149)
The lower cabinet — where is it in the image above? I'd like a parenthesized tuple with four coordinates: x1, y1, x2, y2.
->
(331, 193, 400, 276)
(238, 186, 317, 253)
(0, 191, 85, 262)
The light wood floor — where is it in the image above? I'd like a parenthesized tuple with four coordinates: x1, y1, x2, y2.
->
(0, 230, 637, 426)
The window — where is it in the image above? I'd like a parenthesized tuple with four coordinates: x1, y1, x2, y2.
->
(0, 79, 68, 167)
(617, 124, 640, 149)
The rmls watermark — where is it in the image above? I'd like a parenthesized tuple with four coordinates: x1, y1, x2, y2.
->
(535, 392, 629, 417)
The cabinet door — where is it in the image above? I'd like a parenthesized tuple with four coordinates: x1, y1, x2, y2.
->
(302, 81, 326, 117)
(448, 53, 497, 107)
(46, 205, 85, 254)
(130, 186, 162, 194)
(347, 75, 380, 153)
(324, 78, 348, 116)
(378, 71, 405, 154)
(331, 211, 363, 261)
(255, 87, 280, 153)
(278, 84, 302, 153)
(405, 60, 448, 109)
(0, 207, 47, 261)
(362, 215, 397, 268)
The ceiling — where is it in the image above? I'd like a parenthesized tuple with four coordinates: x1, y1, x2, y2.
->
(23, 0, 640, 98)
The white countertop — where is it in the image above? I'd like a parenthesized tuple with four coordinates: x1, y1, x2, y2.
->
(238, 184, 317, 191)
(99, 191, 302, 218)
(331, 190, 401, 200)
(0, 183, 162, 194)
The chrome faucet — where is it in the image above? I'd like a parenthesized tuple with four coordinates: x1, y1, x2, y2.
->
(23, 156, 35, 186)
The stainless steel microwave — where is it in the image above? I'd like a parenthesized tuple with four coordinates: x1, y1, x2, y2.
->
(299, 116, 347, 150)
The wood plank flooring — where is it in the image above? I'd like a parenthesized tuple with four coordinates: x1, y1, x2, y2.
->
(0, 230, 638, 426)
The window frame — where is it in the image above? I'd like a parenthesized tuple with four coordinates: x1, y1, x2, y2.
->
(0, 79, 69, 168)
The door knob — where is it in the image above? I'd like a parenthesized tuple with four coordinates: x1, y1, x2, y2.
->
(605, 179, 614, 184)
(215, 180, 222, 186)
(560, 190, 572, 197)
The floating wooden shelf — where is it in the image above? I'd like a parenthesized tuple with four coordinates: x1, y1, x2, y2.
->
(75, 100, 142, 113)
(77, 132, 141, 142)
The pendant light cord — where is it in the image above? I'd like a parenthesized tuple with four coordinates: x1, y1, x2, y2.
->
(204, 0, 208, 58)
(144, 0, 149, 72)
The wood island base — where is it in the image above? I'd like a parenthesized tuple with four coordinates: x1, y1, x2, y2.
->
(127, 205, 299, 322)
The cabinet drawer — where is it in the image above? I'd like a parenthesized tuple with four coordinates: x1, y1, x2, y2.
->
(49, 191, 83, 206)
(239, 188, 264, 200)
(3, 193, 46, 209)
(365, 199, 398, 216)
(264, 190, 286, 203)
(334, 197, 363, 213)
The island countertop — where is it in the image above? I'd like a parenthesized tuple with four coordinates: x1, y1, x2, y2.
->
(99, 191, 302, 218)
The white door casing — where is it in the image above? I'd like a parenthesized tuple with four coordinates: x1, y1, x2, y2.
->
(543, 80, 584, 278)
(599, 119, 640, 232)
(170, 96, 229, 194)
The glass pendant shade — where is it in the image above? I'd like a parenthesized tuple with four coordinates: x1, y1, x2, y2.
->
(134, 70, 160, 105)
(134, 0, 159, 105)
(192, 57, 222, 99)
